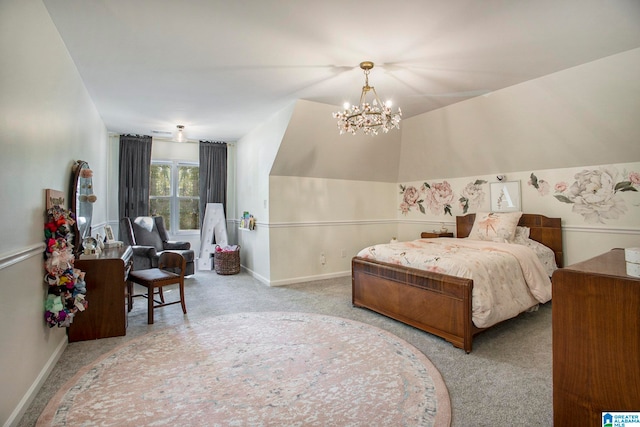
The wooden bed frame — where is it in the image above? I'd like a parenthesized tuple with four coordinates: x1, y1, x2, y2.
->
(351, 213, 563, 353)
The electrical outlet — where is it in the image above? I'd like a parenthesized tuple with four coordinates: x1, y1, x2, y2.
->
(341, 249, 346, 258)
(320, 253, 326, 265)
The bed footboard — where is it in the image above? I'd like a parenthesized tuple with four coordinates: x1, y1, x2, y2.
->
(352, 256, 478, 352)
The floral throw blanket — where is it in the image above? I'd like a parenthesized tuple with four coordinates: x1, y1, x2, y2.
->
(356, 238, 553, 328)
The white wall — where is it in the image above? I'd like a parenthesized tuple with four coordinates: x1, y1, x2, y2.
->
(399, 48, 640, 182)
(0, 0, 109, 425)
(268, 176, 397, 284)
(235, 102, 295, 281)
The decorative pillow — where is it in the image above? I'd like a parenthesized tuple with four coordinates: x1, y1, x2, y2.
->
(513, 226, 530, 243)
(468, 211, 523, 242)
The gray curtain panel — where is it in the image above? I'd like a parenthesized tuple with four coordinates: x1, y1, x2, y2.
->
(199, 141, 227, 229)
(118, 134, 152, 234)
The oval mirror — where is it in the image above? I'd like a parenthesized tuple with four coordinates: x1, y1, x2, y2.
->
(70, 160, 95, 253)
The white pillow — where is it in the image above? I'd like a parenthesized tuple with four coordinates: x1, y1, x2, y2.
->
(513, 226, 530, 243)
(468, 211, 523, 242)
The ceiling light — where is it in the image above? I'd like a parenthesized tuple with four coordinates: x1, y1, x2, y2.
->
(174, 125, 187, 142)
(333, 61, 401, 136)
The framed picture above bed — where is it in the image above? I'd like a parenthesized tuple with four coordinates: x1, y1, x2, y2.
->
(490, 181, 521, 212)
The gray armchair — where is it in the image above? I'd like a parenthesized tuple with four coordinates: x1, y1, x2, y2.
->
(120, 216, 195, 276)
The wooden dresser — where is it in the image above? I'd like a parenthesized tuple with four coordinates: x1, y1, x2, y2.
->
(552, 249, 640, 426)
(68, 245, 133, 342)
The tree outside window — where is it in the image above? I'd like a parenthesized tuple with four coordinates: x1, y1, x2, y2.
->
(150, 161, 199, 233)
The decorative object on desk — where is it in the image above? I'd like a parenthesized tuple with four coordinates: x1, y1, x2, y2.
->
(103, 240, 123, 249)
(490, 181, 521, 212)
(103, 224, 115, 242)
(43, 204, 88, 328)
(79, 236, 100, 259)
(45, 189, 65, 210)
(95, 234, 105, 251)
(625, 247, 640, 278)
(214, 244, 241, 275)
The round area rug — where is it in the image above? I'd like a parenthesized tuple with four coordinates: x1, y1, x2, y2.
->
(38, 312, 451, 426)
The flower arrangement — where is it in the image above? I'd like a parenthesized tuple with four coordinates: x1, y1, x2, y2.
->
(44, 205, 88, 327)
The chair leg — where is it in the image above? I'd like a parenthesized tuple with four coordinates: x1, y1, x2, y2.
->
(127, 281, 133, 312)
(179, 279, 187, 314)
(147, 285, 154, 324)
(157, 287, 165, 303)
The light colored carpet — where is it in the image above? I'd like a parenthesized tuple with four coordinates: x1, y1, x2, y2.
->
(37, 312, 451, 426)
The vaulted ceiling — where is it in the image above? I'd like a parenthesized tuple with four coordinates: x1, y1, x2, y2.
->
(42, 0, 640, 141)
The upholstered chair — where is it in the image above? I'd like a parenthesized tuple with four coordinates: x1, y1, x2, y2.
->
(127, 251, 187, 324)
(120, 216, 195, 276)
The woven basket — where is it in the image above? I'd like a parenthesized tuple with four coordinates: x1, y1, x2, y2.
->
(214, 245, 241, 275)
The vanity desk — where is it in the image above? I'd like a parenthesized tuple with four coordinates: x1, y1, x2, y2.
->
(68, 245, 132, 342)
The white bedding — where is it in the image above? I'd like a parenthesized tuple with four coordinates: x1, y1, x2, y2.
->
(355, 238, 556, 328)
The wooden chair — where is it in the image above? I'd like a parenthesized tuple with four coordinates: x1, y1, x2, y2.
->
(127, 252, 187, 324)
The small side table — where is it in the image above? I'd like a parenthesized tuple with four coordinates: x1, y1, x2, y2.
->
(421, 231, 454, 238)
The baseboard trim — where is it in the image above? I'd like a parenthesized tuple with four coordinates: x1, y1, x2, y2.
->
(238, 265, 350, 287)
(269, 271, 351, 287)
(4, 335, 67, 427)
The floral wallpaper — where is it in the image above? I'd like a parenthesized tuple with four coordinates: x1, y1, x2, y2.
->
(400, 179, 487, 216)
(529, 166, 639, 224)
(399, 163, 639, 225)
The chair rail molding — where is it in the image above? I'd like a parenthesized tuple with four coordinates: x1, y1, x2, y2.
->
(0, 242, 46, 271)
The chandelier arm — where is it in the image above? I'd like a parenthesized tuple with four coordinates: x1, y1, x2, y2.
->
(358, 86, 370, 106)
(369, 86, 384, 107)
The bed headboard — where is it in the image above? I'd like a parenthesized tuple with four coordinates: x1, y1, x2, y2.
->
(455, 213, 564, 268)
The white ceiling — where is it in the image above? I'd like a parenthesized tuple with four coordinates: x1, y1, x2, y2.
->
(42, 0, 640, 142)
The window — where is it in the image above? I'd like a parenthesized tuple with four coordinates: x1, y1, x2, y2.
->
(150, 161, 199, 233)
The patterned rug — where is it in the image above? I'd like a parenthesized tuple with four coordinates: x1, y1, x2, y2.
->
(37, 312, 451, 426)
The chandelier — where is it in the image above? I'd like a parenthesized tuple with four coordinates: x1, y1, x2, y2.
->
(333, 61, 401, 135)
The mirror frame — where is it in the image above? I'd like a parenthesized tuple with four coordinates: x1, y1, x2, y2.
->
(69, 160, 94, 255)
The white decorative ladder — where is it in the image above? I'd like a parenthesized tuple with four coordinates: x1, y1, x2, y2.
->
(197, 203, 229, 270)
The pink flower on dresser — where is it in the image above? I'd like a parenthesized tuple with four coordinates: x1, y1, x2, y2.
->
(629, 171, 640, 186)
